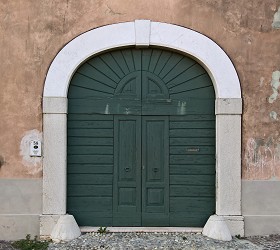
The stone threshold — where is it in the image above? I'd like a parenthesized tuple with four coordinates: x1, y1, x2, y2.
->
(80, 227, 203, 233)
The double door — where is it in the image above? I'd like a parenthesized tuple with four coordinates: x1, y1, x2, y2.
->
(67, 48, 216, 227)
(114, 116, 169, 226)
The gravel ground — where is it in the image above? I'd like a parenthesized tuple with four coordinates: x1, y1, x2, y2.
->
(3, 233, 280, 249)
(48, 232, 260, 250)
(246, 234, 280, 250)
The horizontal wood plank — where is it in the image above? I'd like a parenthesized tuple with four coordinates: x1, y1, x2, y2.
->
(68, 120, 113, 129)
(67, 174, 112, 184)
(170, 128, 215, 138)
(68, 114, 113, 121)
(170, 137, 215, 146)
(67, 185, 112, 197)
(68, 164, 113, 174)
(68, 146, 113, 155)
(170, 197, 215, 212)
(170, 121, 215, 129)
(67, 197, 112, 211)
(68, 155, 113, 164)
(68, 128, 113, 137)
(170, 165, 215, 175)
(169, 115, 215, 121)
(69, 211, 112, 226)
(170, 185, 215, 197)
(170, 174, 215, 185)
(68, 137, 113, 146)
(170, 146, 215, 155)
(170, 155, 215, 165)
(169, 213, 210, 227)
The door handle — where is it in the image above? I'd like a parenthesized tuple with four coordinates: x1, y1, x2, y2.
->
(124, 167, 130, 172)
(153, 168, 159, 172)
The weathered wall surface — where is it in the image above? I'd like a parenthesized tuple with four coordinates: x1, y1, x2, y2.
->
(0, 0, 280, 179)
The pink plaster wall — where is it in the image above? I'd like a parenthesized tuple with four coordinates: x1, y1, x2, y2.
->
(0, 0, 280, 179)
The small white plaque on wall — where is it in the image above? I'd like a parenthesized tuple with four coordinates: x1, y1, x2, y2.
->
(29, 140, 42, 157)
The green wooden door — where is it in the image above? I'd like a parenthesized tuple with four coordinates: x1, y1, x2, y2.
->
(113, 115, 169, 226)
(67, 48, 216, 227)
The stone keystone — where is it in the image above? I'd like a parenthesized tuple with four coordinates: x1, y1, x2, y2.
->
(51, 214, 81, 242)
(202, 215, 232, 241)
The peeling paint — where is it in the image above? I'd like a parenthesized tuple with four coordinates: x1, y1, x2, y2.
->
(19, 129, 42, 175)
(270, 111, 278, 120)
(104, 104, 110, 114)
(177, 101, 187, 115)
(268, 71, 280, 103)
(244, 137, 280, 179)
(272, 7, 280, 29)
(259, 77, 265, 87)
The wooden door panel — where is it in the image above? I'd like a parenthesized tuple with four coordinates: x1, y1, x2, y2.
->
(113, 116, 141, 226)
(142, 116, 169, 226)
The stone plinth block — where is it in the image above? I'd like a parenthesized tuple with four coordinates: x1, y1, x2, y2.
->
(51, 215, 81, 242)
(203, 215, 232, 241)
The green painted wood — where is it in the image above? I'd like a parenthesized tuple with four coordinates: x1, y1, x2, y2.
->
(113, 116, 141, 226)
(170, 137, 215, 146)
(68, 120, 113, 129)
(68, 114, 114, 121)
(68, 185, 112, 197)
(68, 174, 112, 185)
(165, 62, 205, 87)
(67, 47, 216, 227)
(170, 121, 215, 129)
(67, 137, 113, 146)
(170, 146, 215, 155)
(170, 197, 215, 212)
(170, 155, 215, 165)
(142, 117, 169, 226)
(170, 114, 215, 121)
(67, 128, 113, 137)
(67, 155, 113, 164)
(158, 53, 184, 79)
(170, 175, 215, 186)
(70, 212, 112, 226)
(67, 164, 113, 174)
(67, 146, 113, 155)
(170, 185, 215, 197)
(170, 165, 215, 175)
(67, 197, 112, 212)
(170, 128, 215, 138)
(169, 214, 210, 227)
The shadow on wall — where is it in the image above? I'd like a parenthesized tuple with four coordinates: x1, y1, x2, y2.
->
(0, 155, 4, 168)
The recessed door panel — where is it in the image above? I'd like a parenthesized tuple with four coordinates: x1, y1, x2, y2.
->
(113, 116, 141, 226)
(142, 117, 169, 225)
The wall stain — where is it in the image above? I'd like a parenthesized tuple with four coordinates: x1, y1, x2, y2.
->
(268, 71, 280, 103)
(245, 137, 280, 179)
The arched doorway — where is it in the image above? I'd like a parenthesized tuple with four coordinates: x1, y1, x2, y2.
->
(67, 48, 216, 226)
(41, 20, 243, 236)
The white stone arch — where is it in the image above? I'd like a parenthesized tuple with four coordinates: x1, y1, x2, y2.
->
(42, 20, 243, 236)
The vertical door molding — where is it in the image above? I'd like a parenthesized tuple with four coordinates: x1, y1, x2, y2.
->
(42, 20, 243, 236)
